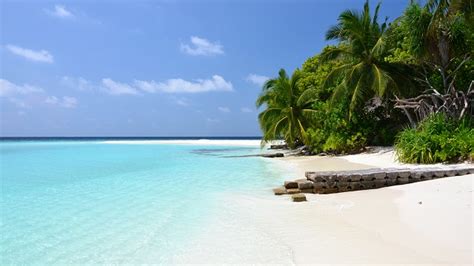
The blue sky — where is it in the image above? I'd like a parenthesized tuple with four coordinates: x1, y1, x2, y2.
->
(1, 0, 407, 137)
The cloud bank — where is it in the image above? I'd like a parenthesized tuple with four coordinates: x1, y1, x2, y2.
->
(134, 75, 233, 94)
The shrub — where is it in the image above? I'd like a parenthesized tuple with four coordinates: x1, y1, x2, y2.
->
(395, 113, 474, 163)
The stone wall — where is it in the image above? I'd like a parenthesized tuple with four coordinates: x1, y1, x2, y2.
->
(275, 166, 474, 196)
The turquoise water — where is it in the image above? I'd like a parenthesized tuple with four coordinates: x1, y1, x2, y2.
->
(0, 140, 286, 264)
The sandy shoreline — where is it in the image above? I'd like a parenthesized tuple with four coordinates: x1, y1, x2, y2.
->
(271, 149, 473, 264)
(178, 148, 473, 264)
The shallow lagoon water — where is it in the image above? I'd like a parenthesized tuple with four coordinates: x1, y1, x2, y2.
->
(0, 140, 290, 264)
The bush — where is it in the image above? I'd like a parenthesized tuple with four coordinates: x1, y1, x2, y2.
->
(305, 101, 369, 154)
(395, 114, 474, 163)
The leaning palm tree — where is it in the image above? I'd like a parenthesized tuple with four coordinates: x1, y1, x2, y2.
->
(321, 0, 414, 115)
(256, 69, 318, 148)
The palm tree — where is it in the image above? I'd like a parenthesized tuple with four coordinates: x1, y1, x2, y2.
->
(402, 0, 472, 93)
(321, 0, 414, 115)
(256, 69, 318, 148)
(392, 0, 473, 123)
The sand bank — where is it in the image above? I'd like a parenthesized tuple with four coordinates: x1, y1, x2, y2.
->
(177, 148, 473, 264)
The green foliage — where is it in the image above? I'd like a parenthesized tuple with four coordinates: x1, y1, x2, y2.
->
(394, 0, 474, 93)
(255, 0, 472, 162)
(395, 114, 474, 163)
(296, 48, 342, 101)
(256, 69, 318, 148)
(320, 0, 416, 115)
(304, 101, 365, 154)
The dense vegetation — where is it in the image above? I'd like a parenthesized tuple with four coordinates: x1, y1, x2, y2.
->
(257, 0, 473, 163)
(395, 114, 474, 163)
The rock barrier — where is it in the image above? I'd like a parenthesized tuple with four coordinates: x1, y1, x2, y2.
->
(274, 166, 474, 196)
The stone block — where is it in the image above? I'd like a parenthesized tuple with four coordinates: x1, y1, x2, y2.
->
(291, 193, 306, 202)
(351, 181, 364, 190)
(300, 188, 314, 194)
(360, 180, 376, 189)
(320, 187, 338, 194)
(398, 170, 411, 178)
(286, 188, 301, 194)
(297, 181, 314, 189)
(408, 175, 420, 183)
(350, 173, 364, 182)
(443, 169, 458, 177)
(273, 187, 286, 195)
(336, 172, 353, 182)
(396, 177, 409, 184)
(374, 179, 386, 188)
(361, 170, 386, 181)
(284, 181, 298, 189)
(384, 179, 396, 186)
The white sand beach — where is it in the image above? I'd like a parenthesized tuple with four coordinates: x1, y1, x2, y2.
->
(177, 148, 473, 264)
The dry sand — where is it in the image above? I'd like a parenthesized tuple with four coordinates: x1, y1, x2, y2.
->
(177, 148, 473, 264)
(271, 149, 473, 264)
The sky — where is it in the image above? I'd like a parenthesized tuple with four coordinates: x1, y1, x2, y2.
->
(0, 0, 408, 137)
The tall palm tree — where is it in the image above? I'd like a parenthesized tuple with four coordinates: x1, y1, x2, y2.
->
(321, 0, 413, 115)
(402, 0, 472, 93)
(256, 69, 318, 148)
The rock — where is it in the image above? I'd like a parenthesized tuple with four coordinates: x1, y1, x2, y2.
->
(269, 144, 288, 150)
(396, 177, 410, 184)
(291, 193, 306, 202)
(336, 172, 353, 182)
(297, 181, 314, 189)
(444, 169, 458, 177)
(273, 187, 286, 195)
(305, 171, 337, 182)
(286, 188, 301, 194)
(374, 179, 386, 188)
(397, 170, 411, 178)
(284, 181, 298, 189)
(300, 188, 314, 193)
(365, 170, 387, 180)
(313, 182, 327, 193)
(361, 180, 377, 189)
(262, 153, 284, 158)
(320, 187, 338, 194)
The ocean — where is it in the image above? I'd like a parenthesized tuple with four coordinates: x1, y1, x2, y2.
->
(0, 138, 291, 264)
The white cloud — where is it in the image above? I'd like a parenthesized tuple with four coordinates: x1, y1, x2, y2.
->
(218, 106, 230, 113)
(246, 74, 269, 87)
(46, 5, 75, 19)
(61, 76, 95, 91)
(101, 78, 139, 95)
(45, 96, 78, 108)
(0, 79, 44, 97)
(134, 75, 233, 93)
(241, 107, 253, 113)
(180, 36, 224, 56)
(57, 75, 232, 96)
(5, 45, 54, 63)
